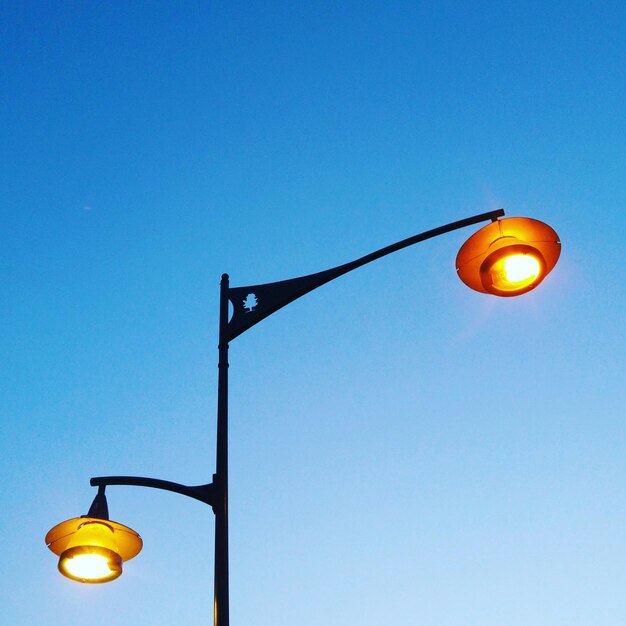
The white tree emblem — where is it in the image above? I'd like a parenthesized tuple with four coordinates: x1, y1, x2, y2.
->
(243, 293, 258, 312)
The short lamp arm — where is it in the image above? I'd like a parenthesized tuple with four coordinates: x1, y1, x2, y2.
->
(89, 475, 217, 509)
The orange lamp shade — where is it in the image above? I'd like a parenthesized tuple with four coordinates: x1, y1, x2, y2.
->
(456, 217, 560, 296)
(45, 517, 142, 584)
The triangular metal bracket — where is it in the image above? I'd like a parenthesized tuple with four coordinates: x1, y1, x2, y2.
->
(226, 266, 340, 342)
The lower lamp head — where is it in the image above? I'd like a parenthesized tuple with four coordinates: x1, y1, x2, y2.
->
(46, 517, 142, 584)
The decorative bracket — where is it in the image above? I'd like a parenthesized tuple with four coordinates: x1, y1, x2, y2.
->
(227, 266, 342, 342)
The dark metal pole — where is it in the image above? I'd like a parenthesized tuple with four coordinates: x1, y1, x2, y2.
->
(214, 273, 230, 626)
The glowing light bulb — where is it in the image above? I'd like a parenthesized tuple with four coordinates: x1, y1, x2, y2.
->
(61, 550, 120, 581)
(479, 246, 546, 295)
(502, 254, 540, 283)
(58, 545, 122, 583)
(487, 252, 541, 292)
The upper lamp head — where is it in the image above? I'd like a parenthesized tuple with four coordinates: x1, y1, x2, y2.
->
(456, 217, 561, 296)
(45, 517, 142, 584)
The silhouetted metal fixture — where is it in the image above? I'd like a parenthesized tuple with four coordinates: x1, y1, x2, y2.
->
(46, 209, 561, 624)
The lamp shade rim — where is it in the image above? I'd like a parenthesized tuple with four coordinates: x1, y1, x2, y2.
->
(46, 517, 142, 561)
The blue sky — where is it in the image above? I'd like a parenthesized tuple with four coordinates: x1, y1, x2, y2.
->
(2, 2, 626, 625)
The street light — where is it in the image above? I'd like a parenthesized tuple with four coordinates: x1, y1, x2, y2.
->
(456, 217, 560, 296)
(45, 484, 142, 584)
(46, 209, 560, 624)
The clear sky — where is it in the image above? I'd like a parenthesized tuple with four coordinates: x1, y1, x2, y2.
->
(2, 2, 626, 625)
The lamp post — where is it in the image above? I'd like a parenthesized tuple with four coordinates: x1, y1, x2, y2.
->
(46, 209, 560, 625)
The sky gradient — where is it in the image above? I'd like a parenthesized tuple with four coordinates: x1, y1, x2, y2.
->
(2, 2, 626, 625)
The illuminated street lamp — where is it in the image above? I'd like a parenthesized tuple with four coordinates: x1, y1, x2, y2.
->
(45, 486, 142, 584)
(456, 217, 560, 296)
(46, 517, 142, 584)
(46, 210, 560, 624)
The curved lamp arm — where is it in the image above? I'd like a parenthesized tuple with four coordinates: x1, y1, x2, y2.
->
(90, 475, 217, 509)
(225, 209, 504, 342)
